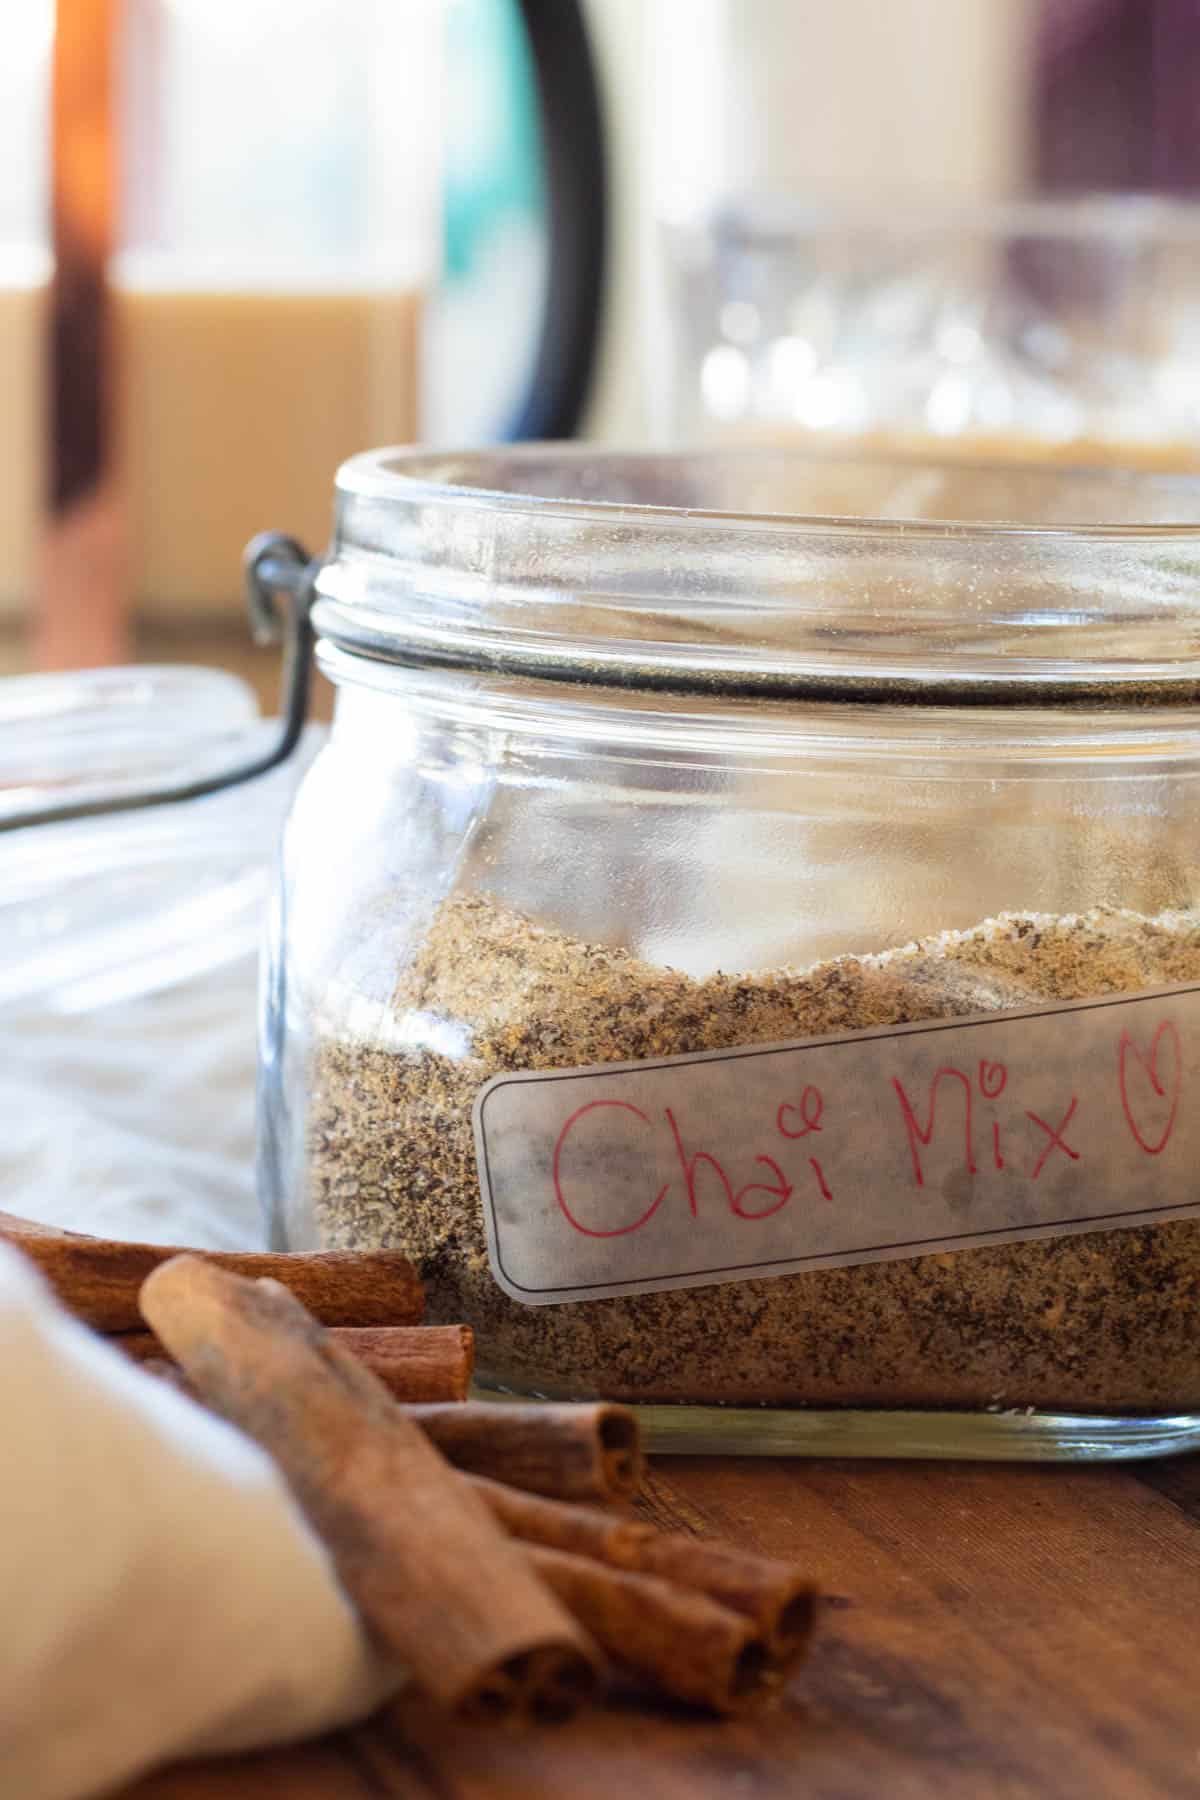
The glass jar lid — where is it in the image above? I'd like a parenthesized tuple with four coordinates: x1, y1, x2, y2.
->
(314, 445, 1200, 705)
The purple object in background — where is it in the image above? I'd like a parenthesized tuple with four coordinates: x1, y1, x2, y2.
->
(1036, 0, 1200, 191)
(1153, 0, 1200, 189)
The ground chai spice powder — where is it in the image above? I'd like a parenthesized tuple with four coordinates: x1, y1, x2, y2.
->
(307, 895, 1200, 1411)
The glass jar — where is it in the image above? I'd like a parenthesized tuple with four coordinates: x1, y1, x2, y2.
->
(659, 197, 1200, 468)
(261, 445, 1200, 1460)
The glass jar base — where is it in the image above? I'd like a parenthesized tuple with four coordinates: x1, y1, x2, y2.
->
(472, 1386, 1200, 1462)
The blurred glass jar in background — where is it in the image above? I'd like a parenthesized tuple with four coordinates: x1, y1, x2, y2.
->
(0, 1, 51, 624)
(660, 197, 1200, 467)
(641, 1, 1200, 466)
(0, 0, 442, 645)
(117, 0, 441, 620)
(11, 0, 602, 668)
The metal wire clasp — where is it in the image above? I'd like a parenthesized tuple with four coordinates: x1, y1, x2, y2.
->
(1, 534, 319, 833)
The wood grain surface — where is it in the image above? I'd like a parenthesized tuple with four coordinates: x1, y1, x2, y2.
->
(119, 1452, 1200, 1800)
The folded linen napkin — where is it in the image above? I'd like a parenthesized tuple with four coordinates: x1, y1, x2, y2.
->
(0, 1242, 398, 1799)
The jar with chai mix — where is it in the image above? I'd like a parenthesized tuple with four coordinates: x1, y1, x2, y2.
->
(258, 445, 1200, 1459)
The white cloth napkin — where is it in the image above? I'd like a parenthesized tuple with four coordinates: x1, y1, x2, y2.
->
(0, 1242, 398, 1800)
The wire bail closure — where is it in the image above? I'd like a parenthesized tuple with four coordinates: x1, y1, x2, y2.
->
(0, 534, 319, 834)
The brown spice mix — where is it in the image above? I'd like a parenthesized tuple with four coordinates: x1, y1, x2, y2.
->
(308, 895, 1200, 1411)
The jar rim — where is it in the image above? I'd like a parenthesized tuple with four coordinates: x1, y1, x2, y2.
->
(683, 190, 1200, 250)
(315, 445, 1200, 706)
(334, 442, 1200, 542)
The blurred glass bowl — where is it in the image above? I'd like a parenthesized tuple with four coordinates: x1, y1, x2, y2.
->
(0, 665, 321, 1014)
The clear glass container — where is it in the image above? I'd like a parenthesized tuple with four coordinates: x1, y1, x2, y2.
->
(35, 0, 603, 654)
(261, 444, 1200, 1459)
(115, 0, 443, 620)
(0, 662, 322, 1251)
(0, 0, 50, 621)
(0, 664, 321, 1012)
(659, 197, 1200, 467)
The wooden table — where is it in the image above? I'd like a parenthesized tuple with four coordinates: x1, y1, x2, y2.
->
(120, 1450, 1200, 1800)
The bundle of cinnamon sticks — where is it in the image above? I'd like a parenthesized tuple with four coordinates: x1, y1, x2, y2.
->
(1, 1212, 820, 1724)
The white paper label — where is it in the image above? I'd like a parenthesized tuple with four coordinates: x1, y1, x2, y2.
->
(473, 984, 1200, 1306)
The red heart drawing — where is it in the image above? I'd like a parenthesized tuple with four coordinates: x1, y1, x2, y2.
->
(1118, 1021, 1182, 1156)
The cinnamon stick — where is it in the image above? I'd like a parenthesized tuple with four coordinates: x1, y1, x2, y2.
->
(407, 1403, 642, 1502)
(1, 1218, 423, 1333)
(527, 1545, 777, 1714)
(139, 1256, 599, 1722)
(0, 1210, 71, 1238)
(472, 1478, 818, 1662)
(144, 1365, 645, 1501)
(117, 1324, 474, 1405)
